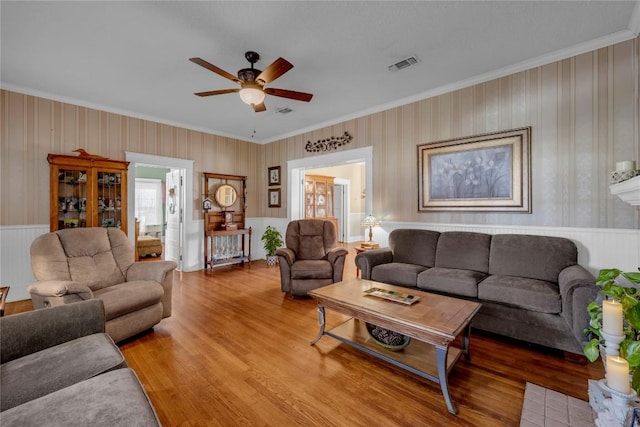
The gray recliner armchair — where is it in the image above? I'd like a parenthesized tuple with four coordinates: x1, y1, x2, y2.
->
(276, 219, 348, 297)
(28, 227, 177, 343)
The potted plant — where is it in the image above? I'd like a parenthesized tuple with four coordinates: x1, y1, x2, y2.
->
(261, 226, 283, 266)
(583, 268, 640, 392)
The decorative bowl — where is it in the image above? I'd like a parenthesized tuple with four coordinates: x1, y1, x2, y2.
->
(365, 323, 411, 351)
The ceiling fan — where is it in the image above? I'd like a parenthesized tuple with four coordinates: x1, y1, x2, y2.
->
(189, 51, 313, 112)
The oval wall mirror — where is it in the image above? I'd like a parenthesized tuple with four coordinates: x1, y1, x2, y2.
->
(215, 184, 238, 208)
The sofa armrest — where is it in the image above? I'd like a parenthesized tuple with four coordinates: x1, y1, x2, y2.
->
(327, 247, 348, 264)
(0, 299, 106, 364)
(275, 248, 295, 266)
(28, 280, 92, 300)
(558, 264, 598, 343)
(355, 248, 394, 280)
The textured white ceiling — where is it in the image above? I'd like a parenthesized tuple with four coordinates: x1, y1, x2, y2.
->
(1, 1, 638, 143)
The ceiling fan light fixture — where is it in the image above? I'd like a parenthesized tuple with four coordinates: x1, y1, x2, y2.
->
(239, 87, 265, 106)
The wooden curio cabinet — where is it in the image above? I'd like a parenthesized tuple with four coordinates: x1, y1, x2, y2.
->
(48, 153, 129, 234)
(304, 174, 338, 232)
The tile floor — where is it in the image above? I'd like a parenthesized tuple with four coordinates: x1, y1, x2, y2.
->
(520, 382, 595, 427)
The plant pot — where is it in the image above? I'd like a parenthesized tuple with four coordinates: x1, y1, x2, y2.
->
(266, 255, 279, 266)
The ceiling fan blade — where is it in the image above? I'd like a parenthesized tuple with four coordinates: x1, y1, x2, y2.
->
(253, 102, 266, 112)
(194, 88, 239, 97)
(256, 57, 293, 85)
(265, 88, 313, 102)
(189, 58, 240, 83)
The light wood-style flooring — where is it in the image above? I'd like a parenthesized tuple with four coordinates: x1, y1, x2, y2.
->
(6, 244, 604, 426)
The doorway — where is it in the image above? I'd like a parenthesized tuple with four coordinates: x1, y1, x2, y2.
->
(126, 152, 195, 272)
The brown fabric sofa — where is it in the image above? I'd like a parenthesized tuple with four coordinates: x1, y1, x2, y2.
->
(28, 227, 176, 343)
(0, 300, 161, 426)
(276, 219, 348, 297)
(355, 229, 598, 354)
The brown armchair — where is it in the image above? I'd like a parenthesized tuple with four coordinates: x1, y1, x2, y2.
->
(275, 219, 348, 297)
(28, 227, 177, 343)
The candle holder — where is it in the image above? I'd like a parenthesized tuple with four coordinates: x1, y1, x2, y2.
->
(601, 329, 625, 358)
(590, 379, 638, 426)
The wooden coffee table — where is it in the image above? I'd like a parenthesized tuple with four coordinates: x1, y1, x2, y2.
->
(309, 278, 481, 415)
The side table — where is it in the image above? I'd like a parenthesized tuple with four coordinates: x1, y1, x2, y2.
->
(0, 286, 9, 317)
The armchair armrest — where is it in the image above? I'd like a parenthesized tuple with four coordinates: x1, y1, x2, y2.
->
(327, 247, 348, 264)
(126, 260, 177, 283)
(27, 280, 92, 300)
(0, 299, 105, 364)
(558, 264, 598, 342)
(355, 248, 394, 280)
(275, 248, 295, 266)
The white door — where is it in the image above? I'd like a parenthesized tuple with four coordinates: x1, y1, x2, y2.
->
(165, 170, 183, 269)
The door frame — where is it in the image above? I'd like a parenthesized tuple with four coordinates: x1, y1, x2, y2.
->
(125, 152, 195, 271)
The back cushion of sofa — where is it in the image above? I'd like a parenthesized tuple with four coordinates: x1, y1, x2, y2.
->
(389, 229, 440, 267)
(58, 228, 126, 290)
(435, 231, 491, 273)
(489, 234, 577, 283)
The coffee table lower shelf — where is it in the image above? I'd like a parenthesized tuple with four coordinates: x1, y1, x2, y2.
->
(315, 317, 465, 414)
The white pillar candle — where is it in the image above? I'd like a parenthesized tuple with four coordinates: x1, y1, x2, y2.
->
(607, 356, 630, 394)
(603, 300, 624, 336)
(616, 161, 636, 172)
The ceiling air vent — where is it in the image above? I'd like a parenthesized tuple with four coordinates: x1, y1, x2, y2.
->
(388, 55, 420, 71)
(276, 107, 293, 114)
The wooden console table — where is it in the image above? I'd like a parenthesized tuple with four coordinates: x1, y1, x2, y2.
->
(205, 228, 252, 269)
(0, 286, 9, 317)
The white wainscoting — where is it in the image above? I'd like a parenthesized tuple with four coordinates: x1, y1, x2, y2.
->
(371, 222, 639, 276)
(0, 225, 48, 301)
(3, 222, 638, 302)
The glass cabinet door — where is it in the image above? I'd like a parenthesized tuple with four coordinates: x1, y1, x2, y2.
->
(97, 171, 123, 228)
(315, 182, 326, 217)
(56, 168, 88, 229)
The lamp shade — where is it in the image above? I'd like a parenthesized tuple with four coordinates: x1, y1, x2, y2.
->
(361, 215, 381, 227)
(239, 87, 265, 106)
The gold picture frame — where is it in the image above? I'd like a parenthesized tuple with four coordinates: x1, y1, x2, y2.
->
(418, 127, 531, 212)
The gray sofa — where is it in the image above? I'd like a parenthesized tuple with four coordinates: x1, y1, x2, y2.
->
(355, 229, 598, 354)
(0, 300, 161, 426)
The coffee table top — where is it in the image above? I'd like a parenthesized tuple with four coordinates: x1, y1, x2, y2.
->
(309, 278, 481, 345)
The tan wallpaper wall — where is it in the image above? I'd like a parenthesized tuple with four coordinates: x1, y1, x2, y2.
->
(264, 37, 640, 229)
(0, 91, 259, 225)
(1, 37, 638, 229)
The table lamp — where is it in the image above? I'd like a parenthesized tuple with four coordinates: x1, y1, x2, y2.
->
(361, 215, 381, 248)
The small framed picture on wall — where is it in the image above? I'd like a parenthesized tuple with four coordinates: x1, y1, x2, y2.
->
(268, 166, 281, 186)
(268, 188, 281, 208)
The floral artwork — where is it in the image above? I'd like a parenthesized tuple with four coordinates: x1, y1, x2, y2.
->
(430, 145, 512, 200)
(418, 127, 531, 212)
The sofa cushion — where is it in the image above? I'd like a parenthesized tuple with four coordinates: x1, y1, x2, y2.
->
(0, 333, 126, 411)
(435, 231, 491, 273)
(489, 234, 577, 284)
(1, 368, 160, 426)
(93, 281, 164, 321)
(291, 260, 333, 280)
(478, 275, 562, 314)
(371, 263, 428, 288)
(389, 229, 440, 267)
(417, 267, 487, 298)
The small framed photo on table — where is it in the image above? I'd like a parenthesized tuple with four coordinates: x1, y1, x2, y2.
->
(268, 188, 281, 208)
(268, 166, 281, 186)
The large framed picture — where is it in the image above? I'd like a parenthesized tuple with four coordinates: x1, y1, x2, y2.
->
(418, 127, 531, 213)
(268, 188, 281, 208)
(268, 166, 281, 186)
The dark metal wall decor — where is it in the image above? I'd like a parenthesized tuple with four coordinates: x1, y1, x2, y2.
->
(305, 132, 353, 152)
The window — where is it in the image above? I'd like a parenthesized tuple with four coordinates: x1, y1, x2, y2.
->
(135, 179, 163, 232)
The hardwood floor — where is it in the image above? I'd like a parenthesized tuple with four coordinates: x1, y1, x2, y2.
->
(121, 245, 603, 426)
(7, 244, 604, 426)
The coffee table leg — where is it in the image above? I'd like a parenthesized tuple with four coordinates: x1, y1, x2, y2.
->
(437, 346, 458, 415)
(310, 305, 326, 345)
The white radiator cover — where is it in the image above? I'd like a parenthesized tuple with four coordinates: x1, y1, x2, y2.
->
(1, 222, 638, 302)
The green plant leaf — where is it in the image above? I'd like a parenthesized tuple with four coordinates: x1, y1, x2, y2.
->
(583, 339, 600, 362)
(624, 341, 640, 369)
(626, 305, 640, 331)
(623, 272, 640, 284)
(598, 268, 621, 283)
(632, 368, 640, 394)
